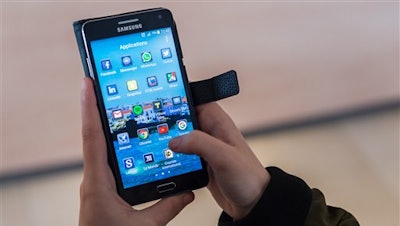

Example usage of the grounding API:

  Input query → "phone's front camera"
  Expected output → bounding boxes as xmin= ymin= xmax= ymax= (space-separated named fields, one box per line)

xmin=158 ymin=15 xmax=163 ymax=19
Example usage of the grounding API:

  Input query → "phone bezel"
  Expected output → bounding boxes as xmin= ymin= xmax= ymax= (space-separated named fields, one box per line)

xmin=81 ymin=8 xmax=208 ymax=205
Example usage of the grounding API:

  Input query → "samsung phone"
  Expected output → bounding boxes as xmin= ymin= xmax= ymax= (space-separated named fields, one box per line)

xmin=77 ymin=8 xmax=208 ymax=205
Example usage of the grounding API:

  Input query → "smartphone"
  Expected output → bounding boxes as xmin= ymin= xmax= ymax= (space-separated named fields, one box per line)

xmin=78 ymin=8 xmax=208 ymax=205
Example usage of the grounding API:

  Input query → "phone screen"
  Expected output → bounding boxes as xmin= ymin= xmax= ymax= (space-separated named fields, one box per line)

xmin=90 ymin=27 xmax=202 ymax=189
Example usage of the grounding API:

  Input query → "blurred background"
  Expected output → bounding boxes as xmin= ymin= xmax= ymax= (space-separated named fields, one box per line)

xmin=1 ymin=1 xmax=399 ymax=226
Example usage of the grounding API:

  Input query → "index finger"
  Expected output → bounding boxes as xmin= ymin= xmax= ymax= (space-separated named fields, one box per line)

xmin=196 ymin=102 xmax=244 ymax=147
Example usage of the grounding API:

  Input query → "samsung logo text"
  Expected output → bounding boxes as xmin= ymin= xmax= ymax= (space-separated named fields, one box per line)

xmin=117 ymin=24 xmax=143 ymax=33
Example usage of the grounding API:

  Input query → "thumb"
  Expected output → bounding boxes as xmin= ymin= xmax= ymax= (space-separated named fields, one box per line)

xmin=141 ymin=192 xmax=194 ymax=225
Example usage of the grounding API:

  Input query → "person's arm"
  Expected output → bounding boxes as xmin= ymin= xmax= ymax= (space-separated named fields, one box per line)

xmin=79 ymin=78 xmax=194 ymax=226
xmin=218 ymin=167 xmax=312 ymax=226
xmin=218 ymin=167 xmax=359 ymax=226
xmin=170 ymin=102 xmax=359 ymax=226
xmin=218 ymin=168 xmax=360 ymax=226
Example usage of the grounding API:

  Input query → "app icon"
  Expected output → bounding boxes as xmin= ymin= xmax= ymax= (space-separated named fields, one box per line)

xmin=121 ymin=56 xmax=132 ymax=66
xmin=106 ymin=84 xmax=118 ymax=95
xmin=153 ymin=101 xmax=163 ymax=112
xmin=141 ymin=51 xmax=152 ymax=63
xmin=126 ymin=80 xmax=138 ymax=91
xmin=133 ymin=105 xmax=143 ymax=115
xmin=161 ymin=48 xmax=172 ymax=59
xmin=166 ymin=72 xmax=177 ymax=83
xmin=176 ymin=119 xmax=188 ymax=131
xmin=163 ymin=149 xmax=174 ymax=159
xmin=123 ymin=157 xmax=135 ymax=169
xmin=157 ymin=123 xmax=169 ymax=134
xmin=101 ymin=59 xmax=112 ymax=70
xmin=112 ymin=109 xmax=123 ymax=119
xmin=137 ymin=128 xmax=149 ymax=140
xmin=117 ymin=132 xmax=130 ymax=145
xmin=172 ymin=96 xmax=182 ymax=105
xmin=147 ymin=76 xmax=158 ymax=87
xmin=144 ymin=153 xmax=155 ymax=163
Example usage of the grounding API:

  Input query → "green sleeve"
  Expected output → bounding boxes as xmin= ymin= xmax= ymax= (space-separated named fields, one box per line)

xmin=304 ymin=189 xmax=360 ymax=226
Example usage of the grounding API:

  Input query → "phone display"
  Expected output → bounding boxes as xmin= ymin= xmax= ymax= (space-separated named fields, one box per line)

xmin=78 ymin=8 xmax=208 ymax=204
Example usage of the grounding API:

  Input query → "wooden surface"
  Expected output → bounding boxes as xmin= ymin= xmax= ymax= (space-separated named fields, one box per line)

xmin=1 ymin=2 xmax=398 ymax=175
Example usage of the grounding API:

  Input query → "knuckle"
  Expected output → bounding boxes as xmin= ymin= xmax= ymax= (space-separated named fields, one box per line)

xmin=186 ymin=130 xmax=202 ymax=143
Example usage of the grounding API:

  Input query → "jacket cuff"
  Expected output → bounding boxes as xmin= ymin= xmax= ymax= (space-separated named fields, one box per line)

xmin=218 ymin=167 xmax=312 ymax=226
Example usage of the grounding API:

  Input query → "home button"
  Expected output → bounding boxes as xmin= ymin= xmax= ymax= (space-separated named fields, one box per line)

xmin=156 ymin=182 xmax=176 ymax=193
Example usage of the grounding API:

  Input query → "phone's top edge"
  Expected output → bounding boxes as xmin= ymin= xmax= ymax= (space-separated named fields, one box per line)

xmin=79 ymin=7 xmax=172 ymax=49
xmin=73 ymin=7 xmax=167 ymax=26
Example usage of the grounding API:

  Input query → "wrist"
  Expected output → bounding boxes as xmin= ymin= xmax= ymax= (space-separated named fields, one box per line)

xmin=219 ymin=167 xmax=312 ymax=226
xmin=232 ymin=169 xmax=271 ymax=220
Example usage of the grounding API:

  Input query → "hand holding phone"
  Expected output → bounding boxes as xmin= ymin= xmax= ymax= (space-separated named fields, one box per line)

xmin=169 ymin=102 xmax=271 ymax=220
xmin=79 ymin=78 xmax=194 ymax=226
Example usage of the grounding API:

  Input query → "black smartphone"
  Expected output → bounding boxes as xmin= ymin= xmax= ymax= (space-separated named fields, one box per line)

xmin=76 ymin=8 xmax=208 ymax=205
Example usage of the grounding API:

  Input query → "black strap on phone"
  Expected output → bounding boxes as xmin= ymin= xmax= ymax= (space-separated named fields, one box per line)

xmin=190 ymin=70 xmax=239 ymax=106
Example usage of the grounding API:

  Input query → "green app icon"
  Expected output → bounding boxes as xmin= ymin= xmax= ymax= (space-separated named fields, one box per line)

xmin=141 ymin=51 xmax=152 ymax=63
xmin=133 ymin=105 xmax=143 ymax=115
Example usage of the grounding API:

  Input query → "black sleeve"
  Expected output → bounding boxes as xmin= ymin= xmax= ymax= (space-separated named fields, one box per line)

xmin=218 ymin=167 xmax=312 ymax=226
xmin=303 ymin=189 xmax=360 ymax=226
